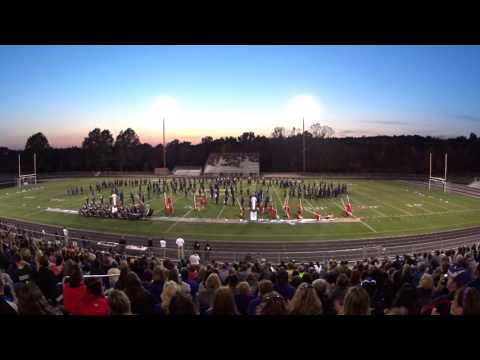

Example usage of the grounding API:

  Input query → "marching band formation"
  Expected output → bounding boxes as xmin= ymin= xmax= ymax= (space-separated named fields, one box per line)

xmin=69 ymin=176 xmax=353 ymax=221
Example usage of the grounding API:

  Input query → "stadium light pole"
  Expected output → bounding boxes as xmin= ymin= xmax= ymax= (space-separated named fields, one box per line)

xmin=163 ymin=117 xmax=166 ymax=169
xmin=302 ymin=118 xmax=306 ymax=173
xmin=34 ymin=152 xmax=37 ymax=184
xmin=428 ymin=152 xmax=432 ymax=191
xmin=444 ymin=153 xmax=448 ymax=193
xmin=18 ymin=153 xmax=21 ymax=188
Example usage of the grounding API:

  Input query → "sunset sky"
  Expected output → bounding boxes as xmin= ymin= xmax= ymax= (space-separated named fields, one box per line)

xmin=1 ymin=45 xmax=480 ymax=149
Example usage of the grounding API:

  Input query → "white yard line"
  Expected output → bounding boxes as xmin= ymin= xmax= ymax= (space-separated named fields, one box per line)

xmin=360 ymin=220 xmax=377 ymax=233
xmin=354 ymin=187 xmax=413 ymax=216
xmin=347 ymin=195 xmax=388 ymax=218
xmin=216 ymin=205 xmax=226 ymax=219
xmin=368 ymin=208 xmax=480 ymax=219
xmin=165 ymin=208 xmax=194 ymax=234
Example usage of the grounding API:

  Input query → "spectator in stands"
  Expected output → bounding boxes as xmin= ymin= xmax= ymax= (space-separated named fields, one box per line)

xmin=343 ymin=286 xmax=370 ymax=315
xmin=9 ymin=252 xmax=33 ymax=284
xmin=313 ymin=278 xmax=335 ymax=315
xmin=167 ymin=268 xmax=191 ymax=298
xmin=160 ymin=281 xmax=178 ymax=315
xmin=289 ymin=282 xmax=323 ymax=315
xmin=246 ymin=272 xmax=258 ymax=296
xmin=332 ymin=287 xmax=348 ymax=315
xmin=225 ymin=273 xmax=239 ymax=295
xmin=235 ymin=281 xmax=254 ymax=315
xmin=387 ymin=283 xmax=418 ymax=315
xmin=416 ymin=273 xmax=434 ymax=313
xmin=429 ymin=264 xmax=472 ymax=316
xmin=0 ymin=273 xmax=17 ymax=314
xmin=147 ymin=266 xmax=166 ymax=303
xmin=180 ymin=268 xmax=198 ymax=300
xmin=450 ymin=286 xmax=480 ymax=315
xmin=189 ymin=253 xmax=200 ymax=267
xmin=63 ymin=262 xmax=86 ymax=315
xmin=105 ymin=267 xmax=121 ymax=295
xmin=114 ymin=261 xmax=130 ymax=291
xmin=169 ymin=292 xmax=197 ymax=315
xmin=76 ymin=277 xmax=109 ymax=316
xmin=247 ymin=279 xmax=274 ymax=315
xmin=33 ymin=254 xmax=58 ymax=304
xmin=468 ymin=264 xmax=480 ymax=292
xmin=176 ymin=238 xmax=185 ymax=260
xmin=256 ymin=291 xmax=289 ymax=315
xmin=198 ymin=273 xmax=221 ymax=315
xmin=0 ymin=245 xmax=9 ymax=272
xmin=49 ymin=255 xmax=64 ymax=280
xmin=274 ymin=269 xmax=295 ymax=301
xmin=14 ymin=281 xmax=61 ymax=315
xmin=108 ymin=290 xmax=132 ymax=315
xmin=124 ymin=272 xmax=155 ymax=315
xmin=208 ymin=287 xmax=237 ymax=315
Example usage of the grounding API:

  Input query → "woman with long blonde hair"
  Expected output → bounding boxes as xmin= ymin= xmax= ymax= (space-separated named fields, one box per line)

xmin=289 ymin=282 xmax=323 ymax=315
xmin=161 ymin=280 xmax=178 ymax=315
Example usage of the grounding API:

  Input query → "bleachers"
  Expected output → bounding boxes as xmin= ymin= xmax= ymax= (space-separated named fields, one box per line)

xmin=154 ymin=168 xmax=170 ymax=176
xmin=172 ymin=166 xmax=202 ymax=177
xmin=203 ymin=153 xmax=260 ymax=175
xmin=469 ymin=180 xmax=480 ymax=189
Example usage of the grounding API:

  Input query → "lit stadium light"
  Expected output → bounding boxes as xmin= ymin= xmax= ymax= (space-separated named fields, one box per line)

xmin=285 ymin=95 xmax=323 ymax=121
xmin=150 ymin=95 xmax=182 ymax=120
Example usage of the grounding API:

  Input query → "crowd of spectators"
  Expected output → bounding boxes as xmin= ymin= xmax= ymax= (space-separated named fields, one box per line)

xmin=2 ymin=222 xmax=480 ymax=316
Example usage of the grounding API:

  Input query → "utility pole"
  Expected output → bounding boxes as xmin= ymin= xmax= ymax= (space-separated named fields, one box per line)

xmin=163 ymin=117 xmax=166 ymax=168
xmin=34 ymin=153 xmax=37 ymax=184
xmin=428 ymin=152 xmax=432 ymax=191
xmin=302 ymin=118 xmax=306 ymax=173
xmin=444 ymin=153 xmax=448 ymax=193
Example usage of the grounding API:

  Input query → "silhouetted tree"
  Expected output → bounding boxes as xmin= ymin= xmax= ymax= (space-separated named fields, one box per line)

xmin=24 ymin=132 xmax=51 ymax=172
xmin=271 ymin=127 xmax=286 ymax=139
xmin=114 ymin=128 xmax=141 ymax=171
xmin=82 ymin=128 xmax=114 ymax=171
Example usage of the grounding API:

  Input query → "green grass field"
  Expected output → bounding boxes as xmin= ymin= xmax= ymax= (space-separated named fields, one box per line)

xmin=1 ymin=177 xmax=480 ymax=241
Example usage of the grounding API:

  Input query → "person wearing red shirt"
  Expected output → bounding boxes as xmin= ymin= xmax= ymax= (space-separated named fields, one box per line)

xmin=76 ymin=277 xmax=110 ymax=316
xmin=63 ymin=262 xmax=87 ymax=315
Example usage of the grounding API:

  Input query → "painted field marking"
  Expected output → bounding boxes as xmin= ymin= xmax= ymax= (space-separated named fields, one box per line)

xmin=348 ymin=195 xmax=388 ymax=218
xmin=360 ymin=220 xmax=377 ymax=233
xmin=380 ymin=182 xmax=462 ymax=214
xmin=216 ymin=205 xmax=226 ymax=219
xmin=368 ymin=207 xmax=480 ymax=219
xmin=355 ymin=186 xmax=413 ymax=216
xmin=165 ymin=208 xmax=194 ymax=234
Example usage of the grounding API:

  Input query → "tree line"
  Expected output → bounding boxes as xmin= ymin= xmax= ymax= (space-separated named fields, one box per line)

xmin=0 ymin=127 xmax=479 ymax=175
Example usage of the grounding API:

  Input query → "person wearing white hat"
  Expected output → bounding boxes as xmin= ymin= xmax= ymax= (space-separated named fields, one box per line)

xmin=160 ymin=239 xmax=167 ymax=259
xmin=176 ymin=237 xmax=185 ymax=259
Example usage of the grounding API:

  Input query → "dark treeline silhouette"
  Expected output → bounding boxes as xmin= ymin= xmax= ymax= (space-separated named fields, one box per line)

xmin=0 ymin=128 xmax=479 ymax=175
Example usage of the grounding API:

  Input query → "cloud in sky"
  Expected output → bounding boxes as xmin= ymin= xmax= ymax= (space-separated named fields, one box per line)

xmin=454 ymin=114 xmax=480 ymax=122
xmin=362 ymin=120 xmax=410 ymax=126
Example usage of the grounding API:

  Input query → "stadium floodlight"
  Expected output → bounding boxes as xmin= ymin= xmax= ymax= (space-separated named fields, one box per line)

xmin=428 ymin=152 xmax=447 ymax=193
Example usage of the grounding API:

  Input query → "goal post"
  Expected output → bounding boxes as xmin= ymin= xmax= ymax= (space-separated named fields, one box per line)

xmin=428 ymin=152 xmax=447 ymax=193
xmin=17 ymin=152 xmax=38 ymax=189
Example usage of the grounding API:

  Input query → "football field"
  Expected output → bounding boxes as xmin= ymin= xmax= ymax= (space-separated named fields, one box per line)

xmin=1 ymin=177 xmax=480 ymax=241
